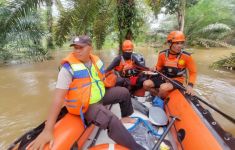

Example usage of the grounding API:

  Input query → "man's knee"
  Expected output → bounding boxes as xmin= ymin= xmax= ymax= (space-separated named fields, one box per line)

xmin=159 ymin=83 xmax=173 ymax=93
xmin=143 ymin=79 xmax=154 ymax=90
xmin=86 ymin=104 xmax=114 ymax=129
xmin=116 ymin=86 xmax=130 ymax=98
xmin=109 ymin=115 xmax=121 ymax=127
xmin=97 ymin=112 xmax=121 ymax=130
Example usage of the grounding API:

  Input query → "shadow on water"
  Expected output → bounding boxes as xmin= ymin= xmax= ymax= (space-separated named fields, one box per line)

xmin=0 ymin=46 xmax=235 ymax=149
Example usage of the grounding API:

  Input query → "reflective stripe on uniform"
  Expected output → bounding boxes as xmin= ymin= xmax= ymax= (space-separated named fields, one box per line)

xmin=65 ymin=99 xmax=77 ymax=102
xmin=96 ymin=59 xmax=105 ymax=74
xmin=96 ymin=59 xmax=103 ymax=69
xmin=71 ymin=64 xmax=87 ymax=70
xmin=66 ymin=105 xmax=77 ymax=108
xmin=73 ymin=69 xmax=90 ymax=78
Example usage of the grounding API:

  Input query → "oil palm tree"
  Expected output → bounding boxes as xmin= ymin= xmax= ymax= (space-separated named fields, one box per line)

xmin=0 ymin=1 xmax=45 ymax=61
xmin=54 ymin=0 xmax=142 ymax=51
xmin=0 ymin=0 xmax=64 ymax=62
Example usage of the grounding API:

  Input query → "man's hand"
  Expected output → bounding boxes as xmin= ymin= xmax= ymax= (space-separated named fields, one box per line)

xmin=26 ymin=129 xmax=54 ymax=150
xmin=185 ymin=85 xmax=194 ymax=96
xmin=149 ymin=67 xmax=156 ymax=72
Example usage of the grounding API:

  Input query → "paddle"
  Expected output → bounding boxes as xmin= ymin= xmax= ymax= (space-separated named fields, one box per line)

xmin=150 ymin=70 xmax=235 ymax=124
xmin=152 ymin=116 xmax=179 ymax=150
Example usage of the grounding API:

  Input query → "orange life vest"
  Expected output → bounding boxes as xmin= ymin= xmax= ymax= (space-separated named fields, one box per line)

xmin=115 ymin=56 xmax=135 ymax=77
xmin=156 ymin=49 xmax=197 ymax=85
xmin=162 ymin=50 xmax=186 ymax=78
xmin=61 ymin=53 xmax=106 ymax=115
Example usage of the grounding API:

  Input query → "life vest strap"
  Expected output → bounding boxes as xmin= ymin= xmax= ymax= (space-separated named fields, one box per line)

xmin=80 ymin=105 xmax=87 ymax=128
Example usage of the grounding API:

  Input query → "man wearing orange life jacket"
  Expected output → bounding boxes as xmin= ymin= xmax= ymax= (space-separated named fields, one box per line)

xmin=28 ymin=36 xmax=145 ymax=150
xmin=143 ymin=31 xmax=197 ymax=98
xmin=106 ymin=40 xmax=148 ymax=89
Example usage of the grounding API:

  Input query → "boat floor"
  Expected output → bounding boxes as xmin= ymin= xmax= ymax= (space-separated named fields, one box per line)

xmin=83 ymin=96 xmax=178 ymax=150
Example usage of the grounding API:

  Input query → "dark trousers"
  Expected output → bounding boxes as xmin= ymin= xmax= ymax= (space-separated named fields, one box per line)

xmin=84 ymin=87 xmax=145 ymax=150
xmin=116 ymin=76 xmax=146 ymax=95
xmin=116 ymin=77 xmax=130 ymax=89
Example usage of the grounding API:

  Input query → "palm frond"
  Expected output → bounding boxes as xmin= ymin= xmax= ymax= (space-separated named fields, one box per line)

xmin=54 ymin=9 xmax=76 ymax=46
xmin=6 ymin=11 xmax=45 ymax=44
xmin=197 ymin=23 xmax=231 ymax=40
xmin=93 ymin=0 xmax=114 ymax=49
xmin=145 ymin=0 xmax=162 ymax=17
xmin=72 ymin=0 xmax=100 ymax=34
xmin=54 ymin=0 xmax=101 ymax=46
xmin=185 ymin=0 xmax=234 ymax=47
xmin=201 ymin=23 xmax=231 ymax=33
xmin=4 ymin=0 xmax=43 ymax=27
xmin=196 ymin=38 xmax=232 ymax=48
xmin=0 ymin=1 xmax=48 ymax=62
xmin=54 ymin=0 xmax=64 ymax=12
xmin=0 ymin=0 xmax=44 ymax=45
xmin=210 ymin=53 xmax=235 ymax=69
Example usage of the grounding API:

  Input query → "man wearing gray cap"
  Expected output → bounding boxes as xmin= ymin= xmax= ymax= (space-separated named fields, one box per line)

xmin=27 ymin=35 xmax=145 ymax=150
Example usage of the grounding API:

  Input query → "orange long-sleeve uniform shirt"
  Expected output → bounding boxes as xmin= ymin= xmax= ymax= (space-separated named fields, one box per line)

xmin=155 ymin=49 xmax=197 ymax=86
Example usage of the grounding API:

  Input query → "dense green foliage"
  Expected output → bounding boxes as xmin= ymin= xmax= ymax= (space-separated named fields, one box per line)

xmin=184 ymin=0 xmax=235 ymax=48
xmin=54 ymin=0 xmax=143 ymax=51
xmin=116 ymin=0 xmax=144 ymax=51
xmin=145 ymin=0 xmax=161 ymax=16
xmin=54 ymin=0 xmax=115 ymax=50
xmin=145 ymin=0 xmax=199 ymax=31
xmin=161 ymin=0 xmax=198 ymax=14
xmin=0 ymin=1 xmax=46 ymax=62
xmin=147 ymin=0 xmax=235 ymax=48
xmin=0 ymin=0 xmax=235 ymax=65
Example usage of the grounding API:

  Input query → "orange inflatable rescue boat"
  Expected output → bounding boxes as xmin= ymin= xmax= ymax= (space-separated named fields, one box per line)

xmin=8 ymin=89 xmax=235 ymax=150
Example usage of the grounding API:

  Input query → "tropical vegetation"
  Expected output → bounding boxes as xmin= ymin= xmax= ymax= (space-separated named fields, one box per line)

xmin=211 ymin=53 xmax=235 ymax=70
xmin=0 ymin=0 xmax=234 ymax=67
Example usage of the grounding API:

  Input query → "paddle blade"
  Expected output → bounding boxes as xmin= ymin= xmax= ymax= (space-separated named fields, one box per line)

xmin=149 ymin=107 xmax=168 ymax=126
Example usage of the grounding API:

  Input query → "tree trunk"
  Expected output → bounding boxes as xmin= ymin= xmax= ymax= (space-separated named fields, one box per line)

xmin=125 ymin=30 xmax=133 ymax=40
xmin=116 ymin=0 xmax=135 ymax=54
xmin=46 ymin=0 xmax=54 ymax=49
xmin=178 ymin=0 xmax=186 ymax=32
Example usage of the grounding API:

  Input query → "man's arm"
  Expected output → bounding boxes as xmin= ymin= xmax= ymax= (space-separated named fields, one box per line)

xmin=27 ymin=89 xmax=67 ymax=150
xmin=132 ymin=55 xmax=149 ymax=70
xmin=27 ymin=67 xmax=71 ymax=149
xmin=186 ymin=56 xmax=197 ymax=87
xmin=185 ymin=55 xmax=197 ymax=95
xmin=155 ymin=53 xmax=164 ymax=71
xmin=105 ymin=56 xmax=121 ymax=72
xmin=45 ymin=89 xmax=68 ymax=131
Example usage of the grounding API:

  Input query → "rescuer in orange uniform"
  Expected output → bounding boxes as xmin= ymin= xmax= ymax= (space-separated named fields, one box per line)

xmin=143 ymin=31 xmax=197 ymax=98
xmin=106 ymin=40 xmax=148 ymax=90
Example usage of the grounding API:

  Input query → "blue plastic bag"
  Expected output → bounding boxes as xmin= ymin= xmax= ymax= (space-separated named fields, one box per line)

xmin=152 ymin=97 xmax=164 ymax=108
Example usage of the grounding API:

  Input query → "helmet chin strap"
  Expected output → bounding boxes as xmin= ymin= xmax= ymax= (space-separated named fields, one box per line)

xmin=169 ymin=42 xmax=173 ymax=51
